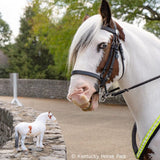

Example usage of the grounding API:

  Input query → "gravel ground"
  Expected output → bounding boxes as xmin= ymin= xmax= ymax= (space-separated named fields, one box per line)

xmin=0 ymin=96 xmax=136 ymax=160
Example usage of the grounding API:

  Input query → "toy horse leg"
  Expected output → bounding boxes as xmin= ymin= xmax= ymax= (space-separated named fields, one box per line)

xmin=21 ymin=135 xmax=27 ymax=151
xmin=36 ymin=135 xmax=40 ymax=147
xmin=15 ymin=127 xmax=19 ymax=151
xmin=39 ymin=132 xmax=44 ymax=148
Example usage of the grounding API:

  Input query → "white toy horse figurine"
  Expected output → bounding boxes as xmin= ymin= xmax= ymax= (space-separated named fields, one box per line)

xmin=15 ymin=112 xmax=56 ymax=151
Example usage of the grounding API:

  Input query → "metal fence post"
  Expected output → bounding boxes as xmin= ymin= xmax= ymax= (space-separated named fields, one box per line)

xmin=11 ymin=73 xmax=22 ymax=106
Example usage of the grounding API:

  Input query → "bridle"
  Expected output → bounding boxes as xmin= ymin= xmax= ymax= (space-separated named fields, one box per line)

xmin=71 ymin=21 xmax=160 ymax=99
xmin=71 ymin=22 xmax=125 ymax=98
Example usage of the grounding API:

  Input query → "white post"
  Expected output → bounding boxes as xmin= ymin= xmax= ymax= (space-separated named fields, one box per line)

xmin=11 ymin=73 xmax=22 ymax=106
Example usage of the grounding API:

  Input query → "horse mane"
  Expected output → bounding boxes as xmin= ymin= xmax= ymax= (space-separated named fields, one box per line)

xmin=68 ymin=15 xmax=102 ymax=69
xmin=36 ymin=112 xmax=48 ymax=121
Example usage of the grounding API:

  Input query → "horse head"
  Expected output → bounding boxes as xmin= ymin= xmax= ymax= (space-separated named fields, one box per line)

xmin=67 ymin=0 xmax=125 ymax=111
xmin=48 ymin=111 xmax=56 ymax=121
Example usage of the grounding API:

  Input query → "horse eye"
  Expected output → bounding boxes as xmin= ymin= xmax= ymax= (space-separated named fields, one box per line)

xmin=97 ymin=42 xmax=107 ymax=52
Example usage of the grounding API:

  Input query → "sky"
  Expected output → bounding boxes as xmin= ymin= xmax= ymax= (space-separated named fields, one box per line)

xmin=0 ymin=0 xmax=65 ymax=41
xmin=0 ymin=0 xmax=30 ymax=40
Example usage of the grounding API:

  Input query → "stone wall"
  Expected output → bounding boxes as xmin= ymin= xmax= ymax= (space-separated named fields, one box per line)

xmin=0 ymin=102 xmax=67 ymax=160
xmin=0 ymin=79 xmax=11 ymax=96
xmin=0 ymin=78 xmax=126 ymax=105
xmin=102 ymin=95 xmax=126 ymax=106
xmin=0 ymin=79 xmax=69 ymax=99
xmin=18 ymin=79 xmax=69 ymax=99
xmin=0 ymin=105 xmax=13 ymax=147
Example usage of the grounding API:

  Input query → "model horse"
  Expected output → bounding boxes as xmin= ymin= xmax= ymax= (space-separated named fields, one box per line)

xmin=67 ymin=0 xmax=160 ymax=159
xmin=15 ymin=112 xmax=56 ymax=151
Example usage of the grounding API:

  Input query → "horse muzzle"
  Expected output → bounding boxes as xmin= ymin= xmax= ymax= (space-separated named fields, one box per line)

xmin=67 ymin=90 xmax=99 ymax=111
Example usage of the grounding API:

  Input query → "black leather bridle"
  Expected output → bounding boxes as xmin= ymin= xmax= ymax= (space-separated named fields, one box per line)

xmin=71 ymin=22 xmax=125 ymax=96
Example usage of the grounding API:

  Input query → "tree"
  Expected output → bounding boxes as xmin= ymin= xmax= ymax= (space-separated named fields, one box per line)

xmin=0 ymin=13 xmax=12 ymax=77
xmin=7 ymin=4 xmax=55 ymax=79
xmin=31 ymin=0 xmax=101 ymax=79
xmin=54 ymin=0 xmax=160 ymax=38
xmin=108 ymin=0 xmax=160 ymax=37
xmin=0 ymin=13 xmax=12 ymax=47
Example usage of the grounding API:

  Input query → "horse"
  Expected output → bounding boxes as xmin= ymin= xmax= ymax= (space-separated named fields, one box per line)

xmin=67 ymin=0 xmax=160 ymax=159
xmin=15 ymin=112 xmax=56 ymax=151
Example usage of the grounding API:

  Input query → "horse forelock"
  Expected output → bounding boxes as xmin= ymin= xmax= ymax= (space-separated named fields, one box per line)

xmin=68 ymin=14 xmax=102 ymax=69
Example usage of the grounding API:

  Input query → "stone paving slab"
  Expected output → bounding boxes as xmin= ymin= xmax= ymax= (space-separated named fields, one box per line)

xmin=0 ymin=101 xmax=67 ymax=160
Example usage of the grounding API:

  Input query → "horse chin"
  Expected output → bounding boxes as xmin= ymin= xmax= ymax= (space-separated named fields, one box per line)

xmin=81 ymin=93 xmax=99 ymax=111
xmin=71 ymin=92 xmax=99 ymax=111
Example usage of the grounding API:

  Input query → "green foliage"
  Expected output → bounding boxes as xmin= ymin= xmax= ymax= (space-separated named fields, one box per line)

xmin=7 ymin=5 xmax=55 ymax=79
xmin=108 ymin=0 xmax=160 ymax=37
xmin=3 ymin=0 xmax=160 ymax=79
xmin=30 ymin=0 xmax=160 ymax=80
xmin=0 ymin=14 xmax=12 ymax=77
xmin=30 ymin=0 xmax=101 ymax=79
xmin=0 ymin=14 xmax=12 ymax=47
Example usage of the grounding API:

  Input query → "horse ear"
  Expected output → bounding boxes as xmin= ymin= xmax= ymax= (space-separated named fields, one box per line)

xmin=100 ymin=0 xmax=112 ymax=26
xmin=83 ymin=14 xmax=90 ymax=22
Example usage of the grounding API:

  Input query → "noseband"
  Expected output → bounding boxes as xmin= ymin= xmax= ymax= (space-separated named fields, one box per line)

xmin=71 ymin=23 xmax=125 ymax=97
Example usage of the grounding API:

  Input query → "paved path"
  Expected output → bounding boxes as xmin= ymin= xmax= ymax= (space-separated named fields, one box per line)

xmin=1 ymin=97 xmax=136 ymax=160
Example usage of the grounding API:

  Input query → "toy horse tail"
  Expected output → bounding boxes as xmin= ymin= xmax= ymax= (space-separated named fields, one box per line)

xmin=15 ymin=126 xmax=19 ymax=149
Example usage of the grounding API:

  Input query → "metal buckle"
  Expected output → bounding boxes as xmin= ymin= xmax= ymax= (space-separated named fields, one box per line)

xmin=99 ymin=87 xmax=107 ymax=102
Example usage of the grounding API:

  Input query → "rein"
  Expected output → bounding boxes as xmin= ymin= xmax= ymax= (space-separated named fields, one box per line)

xmin=102 ymin=74 xmax=160 ymax=98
